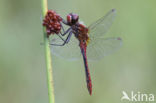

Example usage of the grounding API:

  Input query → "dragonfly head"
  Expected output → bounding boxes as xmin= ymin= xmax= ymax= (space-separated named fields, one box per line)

xmin=67 ymin=13 xmax=79 ymax=25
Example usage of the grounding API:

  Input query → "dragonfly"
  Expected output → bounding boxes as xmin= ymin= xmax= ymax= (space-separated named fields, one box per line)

xmin=50 ymin=9 xmax=122 ymax=95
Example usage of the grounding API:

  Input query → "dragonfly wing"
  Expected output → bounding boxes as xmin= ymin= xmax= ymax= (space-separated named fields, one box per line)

xmin=50 ymin=34 xmax=81 ymax=60
xmin=88 ymin=9 xmax=116 ymax=38
xmin=87 ymin=37 xmax=122 ymax=61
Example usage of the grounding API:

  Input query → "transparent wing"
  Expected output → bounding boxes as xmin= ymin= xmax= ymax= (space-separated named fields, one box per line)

xmin=87 ymin=37 xmax=122 ymax=61
xmin=88 ymin=9 xmax=116 ymax=38
xmin=50 ymin=34 xmax=81 ymax=60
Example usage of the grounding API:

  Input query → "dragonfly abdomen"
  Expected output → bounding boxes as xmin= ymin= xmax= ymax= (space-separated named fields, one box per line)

xmin=80 ymin=42 xmax=92 ymax=95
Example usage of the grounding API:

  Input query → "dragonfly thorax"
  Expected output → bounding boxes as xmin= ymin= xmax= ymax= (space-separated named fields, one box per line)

xmin=72 ymin=23 xmax=90 ymax=44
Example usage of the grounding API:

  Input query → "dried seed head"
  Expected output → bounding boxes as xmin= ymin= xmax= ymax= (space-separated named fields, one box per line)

xmin=43 ymin=10 xmax=62 ymax=36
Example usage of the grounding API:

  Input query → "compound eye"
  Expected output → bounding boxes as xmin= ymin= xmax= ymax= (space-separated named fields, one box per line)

xmin=72 ymin=14 xmax=79 ymax=21
xmin=67 ymin=15 xmax=72 ymax=24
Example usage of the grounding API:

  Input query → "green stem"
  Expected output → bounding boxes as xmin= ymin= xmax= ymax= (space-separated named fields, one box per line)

xmin=41 ymin=0 xmax=55 ymax=103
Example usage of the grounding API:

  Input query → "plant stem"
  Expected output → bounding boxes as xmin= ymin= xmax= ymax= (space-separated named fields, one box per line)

xmin=41 ymin=0 xmax=55 ymax=103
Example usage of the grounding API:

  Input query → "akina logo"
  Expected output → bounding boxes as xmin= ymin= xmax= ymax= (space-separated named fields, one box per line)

xmin=121 ymin=91 xmax=154 ymax=102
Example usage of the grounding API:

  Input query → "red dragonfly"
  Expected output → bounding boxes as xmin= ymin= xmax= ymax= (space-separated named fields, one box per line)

xmin=50 ymin=9 xmax=122 ymax=95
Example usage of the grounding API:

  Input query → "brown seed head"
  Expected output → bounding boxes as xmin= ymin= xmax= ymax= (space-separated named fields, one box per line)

xmin=43 ymin=10 xmax=62 ymax=36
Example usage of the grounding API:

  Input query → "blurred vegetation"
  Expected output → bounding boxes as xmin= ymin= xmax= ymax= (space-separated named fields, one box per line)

xmin=0 ymin=0 xmax=156 ymax=103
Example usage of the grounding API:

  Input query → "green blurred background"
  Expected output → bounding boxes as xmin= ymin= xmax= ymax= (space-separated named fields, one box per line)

xmin=0 ymin=0 xmax=156 ymax=103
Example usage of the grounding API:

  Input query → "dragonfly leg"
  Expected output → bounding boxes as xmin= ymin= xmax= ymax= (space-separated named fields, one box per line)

xmin=51 ymin=26 xmax=72 ymax=45
xmin=57 ymin=34 xmax=65 ymax=42
xmin=50 ymin=31 xmax=73 ymax=46
xmin=59 ymin=18 xmax=70 ymax=36
xmin=61 ymin=18 xmax=68 ymax=25
xmin=60 ymin=27 xmax=72 ymax=36
xmin=60 ymin=23 xmax=65 ymax=33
